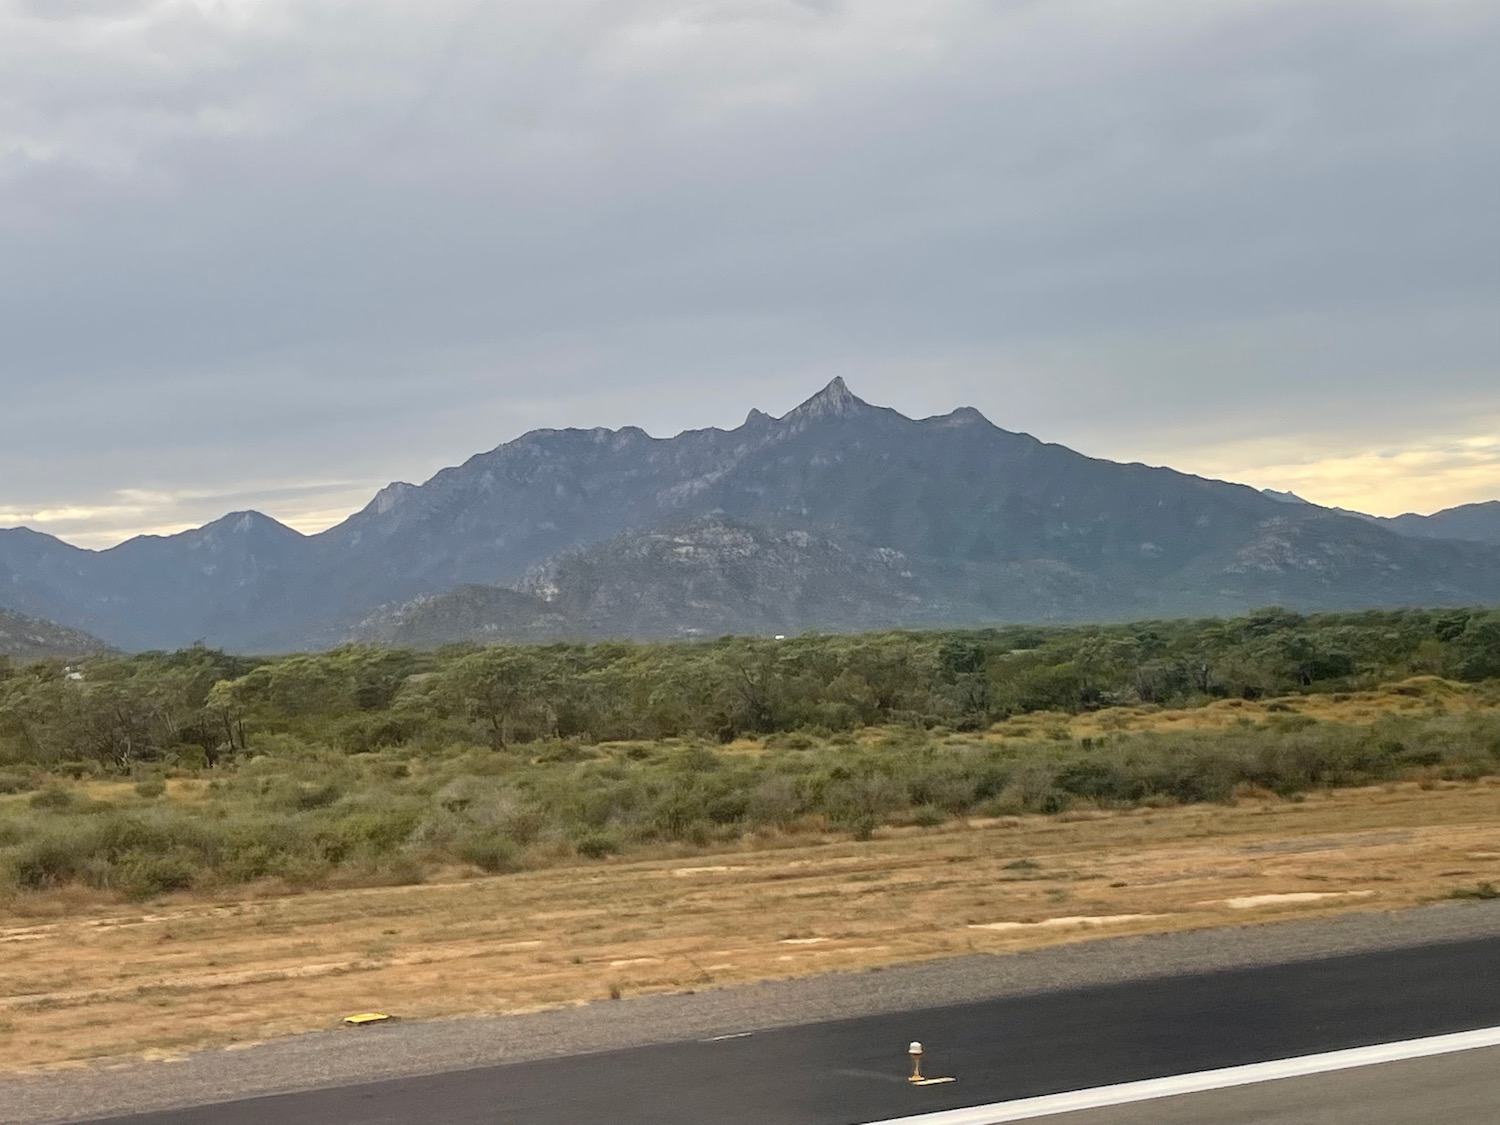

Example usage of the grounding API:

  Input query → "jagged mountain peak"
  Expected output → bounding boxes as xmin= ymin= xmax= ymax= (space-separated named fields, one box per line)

xmin=780 ymin=376 xmax=874 ymax=422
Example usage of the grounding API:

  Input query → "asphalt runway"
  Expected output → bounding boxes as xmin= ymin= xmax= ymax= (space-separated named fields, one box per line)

xmin=74 ymin=933 xmax=1500 ymax=1125
xmin=953 ymin=1043 xmax=1500 ymax=1125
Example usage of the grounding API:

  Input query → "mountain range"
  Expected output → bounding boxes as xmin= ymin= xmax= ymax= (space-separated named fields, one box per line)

xmin=1262 ymin=490 xmax=1500 ymax=546
xmin=4 ymin=379 xmax=1500 ymax=654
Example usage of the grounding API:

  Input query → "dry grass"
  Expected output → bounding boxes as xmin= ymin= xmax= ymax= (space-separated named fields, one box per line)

xmin=988 ymin=676 xmax=1494 ymax=742
xmin=4 ymin=778 xmax=1499 ymax=1072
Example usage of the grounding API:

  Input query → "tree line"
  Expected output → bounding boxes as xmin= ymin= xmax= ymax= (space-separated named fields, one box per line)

xmin=2 ymin=606 xmax=1498 ymax=773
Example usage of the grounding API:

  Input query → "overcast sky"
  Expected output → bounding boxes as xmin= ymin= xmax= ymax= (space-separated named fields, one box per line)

xmin=2 ymin=0 xmax=1497 ymax=548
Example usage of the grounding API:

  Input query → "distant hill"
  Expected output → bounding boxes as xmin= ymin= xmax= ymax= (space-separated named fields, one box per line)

xmin=353 ymin=518 xmax=985 ymax=643
xmin=1263 ymin=490 xmax=1500 ymax=546
xmin=4 ymin=380 xmax=1500 ymax=651
xmin=0 ymin=608 xmax=114 ymax=660
xmin=1375 ymin=501 xmax=1500 ymax=546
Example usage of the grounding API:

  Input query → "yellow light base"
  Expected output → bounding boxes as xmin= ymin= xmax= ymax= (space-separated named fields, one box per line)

xmin=343 ymin=1012 xmax=393 ymax=1026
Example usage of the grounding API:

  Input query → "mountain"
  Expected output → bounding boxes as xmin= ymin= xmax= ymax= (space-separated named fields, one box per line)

xmin=1373 ymin=502 xmax=1500 ymax=546
xmin=1261 ymin=489 xmax=1500 ymax=546
xmin=350 ymin=514 xmax=1145 ymax=645
xmin=0 ymin=512 xmax=306 ymax=651
xmin=354 ymin=518 xmax=965 ymax=644
xmin=0 ymin=608 xmax=114 ymax=660
xmin=4 ymin=379 xmax=1500 ymax=651
xmin=1261 ymin=493 xmax=1500 ymax=546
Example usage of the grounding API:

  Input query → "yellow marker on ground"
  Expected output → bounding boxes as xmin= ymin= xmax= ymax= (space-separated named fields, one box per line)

xmin=343 ymin=1012 xmax=393 ymax=1026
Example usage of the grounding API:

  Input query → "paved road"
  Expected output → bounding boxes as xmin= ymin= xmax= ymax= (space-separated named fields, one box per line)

xmin=75 ymin=933 xmax=1500 ymax=1125
xmin=999 ymin=1044 xmax=1500 ymax=1125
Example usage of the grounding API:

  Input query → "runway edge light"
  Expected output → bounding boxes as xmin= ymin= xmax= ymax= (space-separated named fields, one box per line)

xmin=908 ymin=1041 xmax=924 ymax=1083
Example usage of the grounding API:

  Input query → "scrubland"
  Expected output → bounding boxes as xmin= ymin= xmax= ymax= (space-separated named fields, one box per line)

xmin=3 ymin=608 xmax=1499 ymax=1067
xmin=1 ymin=676 xmax=1497 ymax=902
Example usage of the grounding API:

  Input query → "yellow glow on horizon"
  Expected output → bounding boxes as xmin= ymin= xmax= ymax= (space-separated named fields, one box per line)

xmin=7 ymin=425 xmax=1499 ymax=550
xmin=1151 ymin=426 xmax=1500 ymax=517
xmin=1 ymin=483 xmax=380 ymax=550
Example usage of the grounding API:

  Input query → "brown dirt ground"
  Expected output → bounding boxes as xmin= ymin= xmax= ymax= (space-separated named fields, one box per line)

xmin=3 ymin=778 xmax=1498 ymax=1072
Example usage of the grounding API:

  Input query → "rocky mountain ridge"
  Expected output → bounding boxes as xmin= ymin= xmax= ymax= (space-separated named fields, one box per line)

xmin=4 ymin=379 xmax=1500 ymax=651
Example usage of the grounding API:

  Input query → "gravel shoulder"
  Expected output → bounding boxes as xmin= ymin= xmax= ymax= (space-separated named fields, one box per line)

xmin=4 ymin=899 xmax=1499 ymax=1125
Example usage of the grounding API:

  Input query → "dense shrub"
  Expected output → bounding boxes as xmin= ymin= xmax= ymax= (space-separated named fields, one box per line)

xmin=0 ymin=771 xmax=37 ymax=794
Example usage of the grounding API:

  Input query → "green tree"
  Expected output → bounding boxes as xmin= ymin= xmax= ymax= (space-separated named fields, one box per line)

xmin=438 ymin=648 xmax=553 ymax=749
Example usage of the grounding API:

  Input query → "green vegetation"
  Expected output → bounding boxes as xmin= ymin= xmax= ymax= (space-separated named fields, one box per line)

xmin=1449 ymin=882 xmax=1500 ymax=901
xmin=2 ymin=606 xmax=1498 ymax=900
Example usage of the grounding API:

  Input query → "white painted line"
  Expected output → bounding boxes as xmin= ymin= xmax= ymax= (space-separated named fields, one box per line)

xmin=705 ymin=1031 xmax=754 ymax=1042
xmin=857 ymin=1024 xmax=1500 ymax=1125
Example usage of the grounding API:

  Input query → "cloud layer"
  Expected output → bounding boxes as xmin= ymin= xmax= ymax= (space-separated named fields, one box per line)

xmin=3 ymin=0 xmax=1497 ymax=545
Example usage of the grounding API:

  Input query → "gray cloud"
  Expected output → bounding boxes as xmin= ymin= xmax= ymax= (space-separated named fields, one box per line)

xmin=2 ymin=0 xmax=1497 ymax=543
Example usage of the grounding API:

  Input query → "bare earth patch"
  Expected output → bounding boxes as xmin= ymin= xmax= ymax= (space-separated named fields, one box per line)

xmin=1222 ymin=891 xmax=1376 ymax=909
xmin=2 ymin=779 xmax=1498 ymax=1071
xmin=968 ymin=914 xmax=1166 ymax=931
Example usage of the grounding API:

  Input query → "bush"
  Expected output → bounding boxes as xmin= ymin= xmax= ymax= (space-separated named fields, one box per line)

xmin=746 ymin=776 xmax=802 ymax=827
xmin=29 ymin=785 xmax=76 ymax=811
xmin=0 ymin=771 xmax=37 ymax=795
xmin=455 ymin=833 xmax=520 ymax=873
xmin=118 ymin=854 xmax=196 ymax=900
xmin=135 ymin=777 xmax=168 ymax=799
xmin=908 ymin=804 xmax=948 ymax=828
xmin=576 ymin=833 xmax=620 ymax=859
xmin=8 ymin=834 xmax=87 ymax=890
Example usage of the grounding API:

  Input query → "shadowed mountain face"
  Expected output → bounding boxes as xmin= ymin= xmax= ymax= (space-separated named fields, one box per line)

xmin=4 ymin=380 xmax=1500 ymax=651
xmin=0 ymin=512 xmax=308 ymax=651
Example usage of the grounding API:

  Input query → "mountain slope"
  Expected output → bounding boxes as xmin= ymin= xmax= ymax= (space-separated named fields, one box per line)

xmin=4 ymin=380 xmax=1500 ymax=650
xmin=352 ymin=518 xmax=974 ymax=644
xmin=1378 ymin=501 xmax=1500 ymax=546
xmin=1263 ymin=491 xmax=1500 ymax=547
xmin=0 ymin=608 xmax=114 ymax=660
